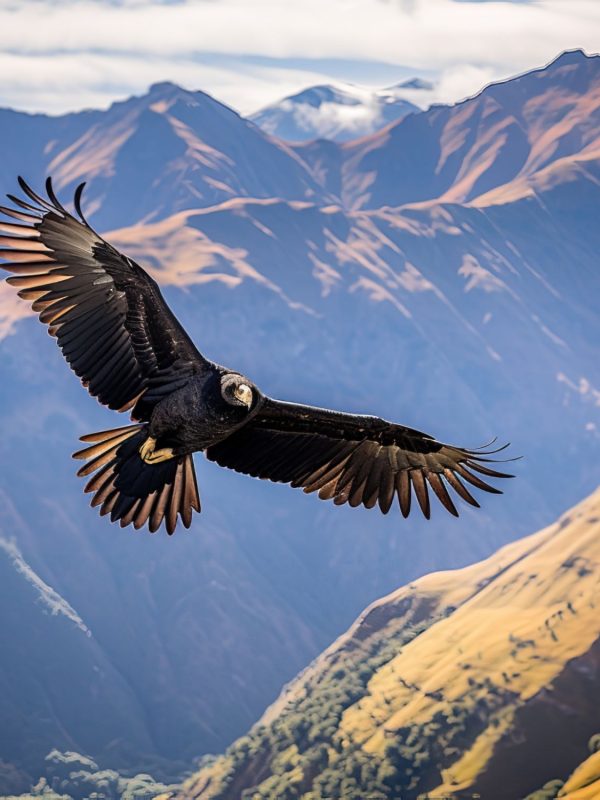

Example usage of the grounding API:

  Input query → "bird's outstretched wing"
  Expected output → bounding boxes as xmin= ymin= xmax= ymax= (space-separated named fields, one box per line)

xmin=206 ymin=398 xmax=514 ymax=517
xmin=0 ymin=177 xmax=208 ymax=421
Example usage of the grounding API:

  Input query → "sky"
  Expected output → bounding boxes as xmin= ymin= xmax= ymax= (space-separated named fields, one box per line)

xmin=0 ymin=0 xmax=599 ymax=116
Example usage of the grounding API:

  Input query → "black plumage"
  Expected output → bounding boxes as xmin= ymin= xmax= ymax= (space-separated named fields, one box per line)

xmin=0 ymin=178 xmax=515 ymax=534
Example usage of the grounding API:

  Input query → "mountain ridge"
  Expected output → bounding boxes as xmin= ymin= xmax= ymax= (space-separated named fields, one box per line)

xmin=177 ymin=487 xmax=600 ymax=800
xmin=339 ymin=48 xmax=600 ymax=210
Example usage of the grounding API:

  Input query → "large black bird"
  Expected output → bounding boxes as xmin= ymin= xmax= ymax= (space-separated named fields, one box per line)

xmin=0 ymin=178 xmax=513 ymax=534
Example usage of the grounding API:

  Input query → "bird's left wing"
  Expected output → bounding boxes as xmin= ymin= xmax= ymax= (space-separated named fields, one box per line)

xmin=0 ymin=178 xmax=209 ymax=420
xmin=206 ymin=398 xmax=513 ymax=518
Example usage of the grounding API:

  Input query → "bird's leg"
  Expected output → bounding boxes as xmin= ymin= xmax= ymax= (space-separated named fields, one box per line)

xmin=145 ymin=448 xmax=175 ymax=464
xmin=139 ymin=435 xmax=175 ymax=465
xmin=139 ymin=436 xmax=156 ymax=461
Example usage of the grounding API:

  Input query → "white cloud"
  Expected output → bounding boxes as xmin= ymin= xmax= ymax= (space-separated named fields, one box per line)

xmin=0 ymin=0 xmax=597 ymax=65
xmin=287 ymin=98 xmax=384 ymax=138
xmin=0 ymin=0 xmax=598 ymax=114
xmin=0 ymin=50 xmax=334 ymax=115
xmin=0 ymin=282 xmax=32 ymax=339
xmin=434 ymin=64 xmax=499 ymax=106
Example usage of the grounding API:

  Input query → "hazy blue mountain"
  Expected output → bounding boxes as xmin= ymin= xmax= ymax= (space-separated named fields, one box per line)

xmin=0 ymin=49 xmax=599 ymax=794
xmin=0 ymin=82 xmax=328 ymax=231
xmin=249 ymin=83 xmax=419 ymax=142
xmin=391 ymin=77 xmax=434 ymax=91
xmin=0 ymin=538 xmax=163 ymax=794
xmin=341 ymin=49 xmax=600 ymax=208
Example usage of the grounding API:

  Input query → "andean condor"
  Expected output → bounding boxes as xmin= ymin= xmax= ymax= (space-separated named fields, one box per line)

xmin=0 ymin=178 xmax=514 ymax=534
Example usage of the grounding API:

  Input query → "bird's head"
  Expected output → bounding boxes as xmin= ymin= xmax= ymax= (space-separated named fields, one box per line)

xmin=220 ymin=373 xmax=256 ymax=411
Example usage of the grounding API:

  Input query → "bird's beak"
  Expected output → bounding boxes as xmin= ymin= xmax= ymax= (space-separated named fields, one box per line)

xmin=235 ymin=383 xmax=253 ymax=408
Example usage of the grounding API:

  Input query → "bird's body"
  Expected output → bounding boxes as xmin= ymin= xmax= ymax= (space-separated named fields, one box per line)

xmin=0 ymin=178 xmax=514 ymax=534
xmin=147 ymin=369 xmax=258 ymax=454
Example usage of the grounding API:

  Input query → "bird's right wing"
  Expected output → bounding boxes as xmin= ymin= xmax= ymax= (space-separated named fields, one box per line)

xmin=0 ymin=177 xmax=209 ymax=421
xmin=206 ymin=398 xmax=514 ymax=518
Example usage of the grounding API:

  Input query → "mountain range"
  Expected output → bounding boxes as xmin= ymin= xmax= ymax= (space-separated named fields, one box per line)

xmin=0 ymin=48 xmax=599 ymax=794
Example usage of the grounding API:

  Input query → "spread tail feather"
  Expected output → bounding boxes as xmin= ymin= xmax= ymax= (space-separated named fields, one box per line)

xmin=73 ymin=424 xmax=200 ymax=534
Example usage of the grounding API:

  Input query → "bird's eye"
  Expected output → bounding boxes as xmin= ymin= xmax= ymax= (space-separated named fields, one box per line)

xmin=234 ymin=383 xmax=253 ymax=407
xmin=220 ymin=375 xmax=253 ymax=408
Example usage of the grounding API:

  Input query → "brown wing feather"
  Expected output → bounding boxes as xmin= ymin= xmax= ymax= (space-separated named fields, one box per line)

xmin=0 ymin=177 xmax=207 ymax=420
xmin=206 ymin=398 xmax=514 ymax=519
xmin=73 ymin=425 xmax=199 ymax=535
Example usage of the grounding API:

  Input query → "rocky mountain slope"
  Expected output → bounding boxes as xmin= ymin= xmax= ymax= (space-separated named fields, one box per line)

xmin=177 ymin=487 xmax=600 ymax=800
xmin=0 ymin=82 xmax=326 ymax=231
xmin=339 ymin=49 xmax=600 ymax=209
xmin=0 ymin=49 xmax=599 ymax=794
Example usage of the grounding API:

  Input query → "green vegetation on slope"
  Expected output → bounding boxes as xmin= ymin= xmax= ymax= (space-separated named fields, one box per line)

xmin=2 ymin=750 xmax=175 ymax=800
xmin=176 ymin=489 xmax=600 ymax=800
xmin=180 ymin=613 xmax=451 ymax=800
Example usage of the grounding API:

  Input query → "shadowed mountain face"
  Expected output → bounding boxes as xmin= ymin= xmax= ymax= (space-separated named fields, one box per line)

xmin=0 ymin=82 xmax=326 ymax=231
xmin=0 ymin=539 xmax=164 ymax=794
xmin=340 ymin=49 xmax=600 ymax=209
xmin=0 ymin=49 xmax=599 ymax=794
xmin=177 ymin=488 xmax=600 ymax=800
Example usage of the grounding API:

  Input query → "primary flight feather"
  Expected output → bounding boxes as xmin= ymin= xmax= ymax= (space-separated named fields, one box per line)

xmin=0 ymin=178 xmax=514 ymax=534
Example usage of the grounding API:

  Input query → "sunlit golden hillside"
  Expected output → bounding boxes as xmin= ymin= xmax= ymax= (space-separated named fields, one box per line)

xmin=176 ymin=488 xmax=600 ymax=800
